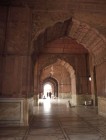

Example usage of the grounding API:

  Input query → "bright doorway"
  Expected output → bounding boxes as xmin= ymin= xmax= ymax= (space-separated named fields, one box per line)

xmin=43 ymin=83 xmax=53 ymax=98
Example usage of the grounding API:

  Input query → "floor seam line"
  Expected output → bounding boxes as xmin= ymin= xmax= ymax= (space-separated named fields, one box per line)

xmin=58 ymin=120 xmax=70 ymax=140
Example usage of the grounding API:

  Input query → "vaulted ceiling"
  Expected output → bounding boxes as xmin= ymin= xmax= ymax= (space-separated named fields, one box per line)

xmin=0 ymin=0 xmax=106 ymax=65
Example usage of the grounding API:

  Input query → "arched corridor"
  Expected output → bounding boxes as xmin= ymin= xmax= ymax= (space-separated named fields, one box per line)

xmin=0 ymin=1 xmax=106 ymax=138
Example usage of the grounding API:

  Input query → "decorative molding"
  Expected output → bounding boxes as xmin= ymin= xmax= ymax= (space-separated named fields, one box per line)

xmin=0 ymin=98 xmax=28 ymax=126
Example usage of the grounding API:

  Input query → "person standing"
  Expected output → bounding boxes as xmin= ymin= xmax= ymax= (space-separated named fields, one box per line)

xmin=47 ymin=92 xmax=49 ymax=97
xmin=49 ymin=92 xmax=52 ymax=98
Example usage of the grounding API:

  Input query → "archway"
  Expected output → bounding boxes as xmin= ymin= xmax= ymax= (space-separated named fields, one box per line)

xmin=33 ymin=18 xmax=106 ymax=107
xmin=37 ymin=58 xmax=78 ymax=105
xmin=43 ymin=83 xmax=52 ymax=98
xmin=32 ymin=18 xmax=105 ymax=63
xmin=41 ymin=77 xmax=58 ymax=99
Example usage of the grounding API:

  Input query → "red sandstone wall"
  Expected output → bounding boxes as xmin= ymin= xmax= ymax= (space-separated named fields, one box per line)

xmin=2 ymin=56 xmax=26 ymax=97
xmin=0 ymin=6 xmax=7 ymax=53
xmin=0 ymin=7 xmax=7 ymax=95
xmin=0 ymin=7 xmax=33 ymax=97
xmin=1 ymin=56 xmax=34 ymax=97
xmin=0 ymin=56 xmax=3 ymax=95
xmin=96 ymin=62 xmax=106 ymax=97
xmin=6 ymin=7 xmax=30 ymax=54
xmin=75 ymin=54 xmax=90 ymax=94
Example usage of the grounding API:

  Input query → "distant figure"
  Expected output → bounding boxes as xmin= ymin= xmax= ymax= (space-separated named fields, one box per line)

xmin=49 ymin=92 xmax=52 ymax=98
xmin=47 ymin=92 xmax=49 ymax=97
xmin=68 ymin=100 xmax=71 ymax=107
xmin=43 ymin=95 xmax=46 ymax=99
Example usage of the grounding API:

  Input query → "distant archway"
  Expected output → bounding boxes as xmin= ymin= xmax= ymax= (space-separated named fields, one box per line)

xmin=41 ymin=77 xmax=58 ymax=98
xmin=33 ymin=18 xmax=106 ymax=105
xmin=39 ymin=59 xmax=77 ymax=104
xmin=44 ymin=83 xmax=52 ymax=94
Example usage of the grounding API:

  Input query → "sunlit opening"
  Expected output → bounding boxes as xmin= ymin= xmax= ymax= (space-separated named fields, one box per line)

xmin=42 ymin=83 xmax=52 ymax=112
xmin=43 ymin=83 xmax=52 ymax=98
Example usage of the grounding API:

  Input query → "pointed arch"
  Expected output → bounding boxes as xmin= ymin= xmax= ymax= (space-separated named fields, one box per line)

xmin=41 ymin=77 xmax=58 ymax=98
xmin=57 ymin=59 xmax=77 ymax=105
xmin=32 ymin=18 xmax=106 ymax=65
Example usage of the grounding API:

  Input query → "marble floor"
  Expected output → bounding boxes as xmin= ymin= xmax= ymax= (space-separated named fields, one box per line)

xmin=0 ymin=98 xmax=106 ymax=140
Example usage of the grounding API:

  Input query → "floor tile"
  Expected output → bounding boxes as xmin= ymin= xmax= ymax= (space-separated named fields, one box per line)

xmin=68 ymin=134 xmax=106 ymax=140
xmin=1 ymin=99 xmax=106 ymax=140
xmin=29 ymin=128 xmax=62 ymax=135
xmin=64 ymin=127 xmax=98 ymax=134
xmin=26 ymin=135 xmax=65 ymax=140
xmin=0 ymin=136 xmax=23 ymax=140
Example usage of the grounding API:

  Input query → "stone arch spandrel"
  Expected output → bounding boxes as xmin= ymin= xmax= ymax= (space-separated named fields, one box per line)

xmin=32 ymin=18 xmax=106 ymax=65
xmin=68 ymin=18 xmax=106 ymax=65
